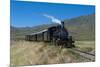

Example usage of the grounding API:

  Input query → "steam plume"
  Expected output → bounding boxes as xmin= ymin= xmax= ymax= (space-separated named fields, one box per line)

xmin=43 ymin=14 xmax=61 ymax=24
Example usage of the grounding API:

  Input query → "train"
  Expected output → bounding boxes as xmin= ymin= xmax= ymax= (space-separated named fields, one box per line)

xmin=25 ymin=21 xmax=75 ymax=48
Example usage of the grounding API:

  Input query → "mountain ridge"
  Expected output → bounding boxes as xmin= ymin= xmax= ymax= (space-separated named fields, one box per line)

xmin=11 ymin=14 xmax=95 ymax=41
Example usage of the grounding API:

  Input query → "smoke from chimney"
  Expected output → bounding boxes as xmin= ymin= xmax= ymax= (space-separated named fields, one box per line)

xmin=43 ymin=14 xmax=61 ymax=24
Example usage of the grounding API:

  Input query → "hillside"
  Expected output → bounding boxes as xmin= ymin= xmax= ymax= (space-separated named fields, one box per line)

xmin=64 ymin=14 xmax=95 ymax=40
xmin=10 ymin=14 xmax=95 ymax=41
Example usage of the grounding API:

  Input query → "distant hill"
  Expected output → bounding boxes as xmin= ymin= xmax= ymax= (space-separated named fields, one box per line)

xmin=11 ymin=14 xmax=95 ymax=41
xmin=64 ymin=14 xmax=95 ymax=41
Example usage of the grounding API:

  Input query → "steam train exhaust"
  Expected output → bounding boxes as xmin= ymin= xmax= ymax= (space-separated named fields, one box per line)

xmin=43 ymin=14 xmax=61 ymax=24
xmin=43 ymin=14 xmax=65 ymax=29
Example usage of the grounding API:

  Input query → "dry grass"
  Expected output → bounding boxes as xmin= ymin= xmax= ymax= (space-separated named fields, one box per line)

xmin=75 ymin=41 xmax=95 ymax=52
xmin=10 ymin=40 xmax=94 ymax=66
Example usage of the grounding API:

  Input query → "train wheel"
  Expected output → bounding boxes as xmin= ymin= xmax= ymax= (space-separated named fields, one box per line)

xmin=65 ymin=41 xmax=71 ymax=48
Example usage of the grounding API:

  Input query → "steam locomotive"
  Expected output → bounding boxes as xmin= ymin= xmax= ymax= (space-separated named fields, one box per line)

xmin=25 ymin=21 xmax=75 ymax=48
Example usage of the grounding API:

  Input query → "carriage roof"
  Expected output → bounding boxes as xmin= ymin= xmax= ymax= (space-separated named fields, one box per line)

xmin=26 ymin=29 xmax=48 ymax=36
xmin=26 ymin=25 xmax=61 ymax=36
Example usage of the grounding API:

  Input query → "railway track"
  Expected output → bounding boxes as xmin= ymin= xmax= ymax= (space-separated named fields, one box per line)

xmin=71 ymin=48 xmax=95 ymax=61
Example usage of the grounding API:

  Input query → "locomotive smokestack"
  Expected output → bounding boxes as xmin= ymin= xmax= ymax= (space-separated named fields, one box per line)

xmin=61 ymin=21 xmax=65 ymax=29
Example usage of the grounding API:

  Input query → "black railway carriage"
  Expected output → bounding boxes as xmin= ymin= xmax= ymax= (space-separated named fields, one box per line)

xmin=25 ymin=21 xmax=75 ymax=48
xmin=25 ymin=27 xmax=57 ymax=42
xmin=26 ymin=29 xmax=48 ymax=41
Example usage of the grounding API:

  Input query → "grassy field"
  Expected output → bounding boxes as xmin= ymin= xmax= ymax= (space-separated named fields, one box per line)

xmin=75 ymin=41 xmax=95 ymax=52
xmin=10 ymin=40 xmax=95 ymax=66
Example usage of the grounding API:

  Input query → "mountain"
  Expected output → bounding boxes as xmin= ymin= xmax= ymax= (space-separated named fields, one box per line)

xmin=64 ymin=14 xmax=95 ymax=41
xmin=11 ymin=14 xmax=95 ymax=41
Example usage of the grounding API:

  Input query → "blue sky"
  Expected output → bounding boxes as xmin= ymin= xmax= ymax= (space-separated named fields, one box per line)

xmin=11 ymin=0 xmax=95 ymax=27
